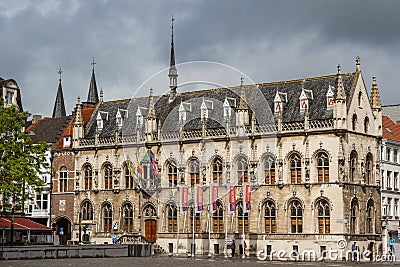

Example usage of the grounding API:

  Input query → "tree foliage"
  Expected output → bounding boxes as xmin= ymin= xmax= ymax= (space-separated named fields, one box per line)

xmin=0 ymin=97 xmax=49 ymax=209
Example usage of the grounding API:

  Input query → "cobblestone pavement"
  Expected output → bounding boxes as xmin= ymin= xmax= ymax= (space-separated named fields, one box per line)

xmin=1 ymin=256 xmax=400 ymax=267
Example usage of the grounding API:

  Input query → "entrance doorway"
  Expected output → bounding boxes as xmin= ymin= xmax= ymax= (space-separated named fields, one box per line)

xmin=144 ymin=219 xmax=157 ymax=243
xmin=56 ymin=218 xmax=71 ymax=245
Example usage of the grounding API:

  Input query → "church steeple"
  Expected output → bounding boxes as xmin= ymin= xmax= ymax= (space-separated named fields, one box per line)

xmin=52 ymin=68 xmax=66 ymax=118
xmin=168 ymin=15 xmax=178 ymax=101
xmin=87 ymin=58 xmax=99 ymax=104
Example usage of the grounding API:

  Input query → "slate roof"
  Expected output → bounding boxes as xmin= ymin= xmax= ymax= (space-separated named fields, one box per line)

xmin=84 ymin=72 xmax=356 ymax=138
xmin=26 ymin=116 xmax=72 ymax=146
xmin=383 ymin=105 xmax=400 ymax=123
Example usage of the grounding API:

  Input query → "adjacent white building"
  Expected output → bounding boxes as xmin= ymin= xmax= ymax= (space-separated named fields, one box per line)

xmin=381 ymin=105 xmax=400 ymax=255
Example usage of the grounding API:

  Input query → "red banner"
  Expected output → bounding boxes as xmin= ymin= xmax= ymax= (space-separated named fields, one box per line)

xmin=195 ymin=185 xmax=203 ymax=213
xmin=210 ymin=184 xmax=218 ymax=213
xmin=181 ymin=186 xmax=188 ymax=212
xmin=244 ymin=184 xmax=252 ymax=211
xmin=229 ymin=185 xmax=236 ymax=213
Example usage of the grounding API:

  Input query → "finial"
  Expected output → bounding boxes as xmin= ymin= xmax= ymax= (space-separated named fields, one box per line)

xmin=91 ymin=57 xmax=96 ymax=71
xmin=150 ymin=87 xmax=153 ymax=96
xmin=77 ymin=96 xmax=81 ymax=104
xmin=372 ymin=76 xmax=377 ymax=85
xmin=100 ymin=88 xmax=103 ymax=99
xmin=337 ymin=64 xmax=341 ymax=74
xmin=240 ymin=77 xmax=244 ymax=86
xmin=58 ymin=67 xmax=63 ymax=81
xmin=356 ymin=56 xmax=361 ymax=71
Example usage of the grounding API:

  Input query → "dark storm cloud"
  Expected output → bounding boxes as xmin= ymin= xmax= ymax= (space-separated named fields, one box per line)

xmin=0 ymin=0 xmax=399 ymax=117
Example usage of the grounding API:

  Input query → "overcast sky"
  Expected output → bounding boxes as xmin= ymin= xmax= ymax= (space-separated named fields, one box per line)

xmin=1 ymin=0 xmax=400 ymax=117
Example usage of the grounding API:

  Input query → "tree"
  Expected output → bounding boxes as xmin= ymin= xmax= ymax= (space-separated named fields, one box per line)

xmin=0 ymin=97 xmax=49 ymax=211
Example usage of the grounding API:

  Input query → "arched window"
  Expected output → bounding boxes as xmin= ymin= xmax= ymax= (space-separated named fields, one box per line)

xmin=103 ymin=163 xmax=113 ymax=190
xmin=166 ymin=204 xmax=178 ymax=232
xmin=365 ymin=154 xmax=373 ymax=185
xmin=59 ymin=166 xmax=68 ymax=192
xmin=102 ymin=203 xmax=112 ymax=232
xmin=189 ymin=159 xmax=200 ymax=187
xmin=364 ymin=117 xmax=370 ymax=133
xmin=189 ymin=206 xmax=200 ymax=232
xmin=212 ymin=157 xmax=223 ymax=185
xmin=316 ymin=199 xmax=330 ymax=233
xmin=366 ymin=199 xmax=374 ymax=234
xmin=237 ymin=157 xmax=248 ymax=186
xmin=350 ymin=198 xmax=359 ymax=234
xmin=212 ymin=201 xmax=224 ymax=232
xmin=317 ymin=153 xmax=329 ymax=183
xmin=264 ymin=156 xmax=275 ymax=184
xmin=350 ymin=151 xmax=358 ymax=183
xmin=264 ymin=200 xmax=276 ymax=233
xmin=124 ymin=163 xmax=134 ymax=189
xmin=237 ymin=201 xmax=249 ymax=232
xmin=167 ymin=162 xmax=178 ymax=187
xmin=83 ymin=164 xmax=93 ymax=190
xmin=123 ymin=203 xmax=134 ymax=232
xmin=352 ymin=114 xmax=357 ymax=131
xmin=289 ymin=199 xmax=303 ymax=233
xmin=81 ymin=200 xmax=93 ymax=220
xmin=290 ymin=154 xmax=302 ymax=183
xmin=358 ymin=91 xmax=362 ymax=107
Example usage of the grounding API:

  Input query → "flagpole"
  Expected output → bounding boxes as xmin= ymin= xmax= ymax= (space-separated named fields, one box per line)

xmin=176 ymin=187 xmax=180 ymax=257
xmin=224 ymin=185 xmax=228 ymax=258
xmin=208 ymin=185 xmax=211 ymax=258
xmin=192 ymin=187 xmax=195 ymax=259
xmin=242 ymin=184 xmax=245 ymax=259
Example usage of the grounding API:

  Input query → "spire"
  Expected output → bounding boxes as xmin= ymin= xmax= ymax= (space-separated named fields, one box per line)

xmin=237 ymin=77 xmax=248 ymax=110
xmin=170 ymin=15 xmax=175 ymax=68
xmin=334 ymin=64 xmax=346 ymax=100
xmin=52 ymin=68 xmax=66 ymax=118
xmin=148 ymin=88 xmax=156 ymax=118
xmin=370 ymin=76 xmax=381 ymax=110
xmin=87 ymin=58 xmax=99 ymax=104
xmin=168 ymin=15 xmax=178 ymax=101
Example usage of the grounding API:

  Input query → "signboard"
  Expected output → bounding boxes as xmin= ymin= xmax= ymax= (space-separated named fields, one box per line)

xmin=210 ymin=184 xmax=218 ymax=213
xmin=112 ymin=221 xmax=118 ymax=231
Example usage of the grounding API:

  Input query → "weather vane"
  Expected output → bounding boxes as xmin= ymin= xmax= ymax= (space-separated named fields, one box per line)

xmin=58 ymin=67 xmax=62 ymax=81
xmin=91 ymin=57 xmax=96 ymax=70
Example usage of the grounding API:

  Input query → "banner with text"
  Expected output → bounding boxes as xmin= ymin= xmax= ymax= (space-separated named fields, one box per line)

xmin=195 ymin=184 xmax=203 ymax=213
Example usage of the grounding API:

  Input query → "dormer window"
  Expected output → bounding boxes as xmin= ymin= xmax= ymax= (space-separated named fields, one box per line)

xmin=116 ymin=108 xmax=128 ymax=128
xmin=223 ymin=97 xmax=236 ymax=119
xmin=326 ymin=84 xmax=334 ymax=110
xmin=299 ymin=88 xmax=313 ymax=112
xmin=136 ymin=106 xmax=146 ymax=128
xmin=63 ymin=136 xmax=71 ymax=148
xmin=179 ymin=102 xmax=191 ymax=124
xmin=97 ymin=111 xmax=108 ymax=131
xmin=274 ymin=91 xmax=287 ymax=113
xmin=200 ymin=98 xmax=213 ymax=120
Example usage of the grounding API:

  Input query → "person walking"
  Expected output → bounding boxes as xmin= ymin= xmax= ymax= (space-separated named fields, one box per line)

xmin=231 ymin=239 xmax=236 ymax=258
xmin=243 ymin=240 xmax=247 ymax=257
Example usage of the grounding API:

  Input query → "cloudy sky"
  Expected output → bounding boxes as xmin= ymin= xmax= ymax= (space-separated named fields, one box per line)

xmin=1 ymin=0 xmax=400 ymax=117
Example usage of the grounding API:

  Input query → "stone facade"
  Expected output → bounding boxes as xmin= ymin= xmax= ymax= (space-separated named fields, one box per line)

xmin=61 ymin=58 xmax=382 ymax=259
